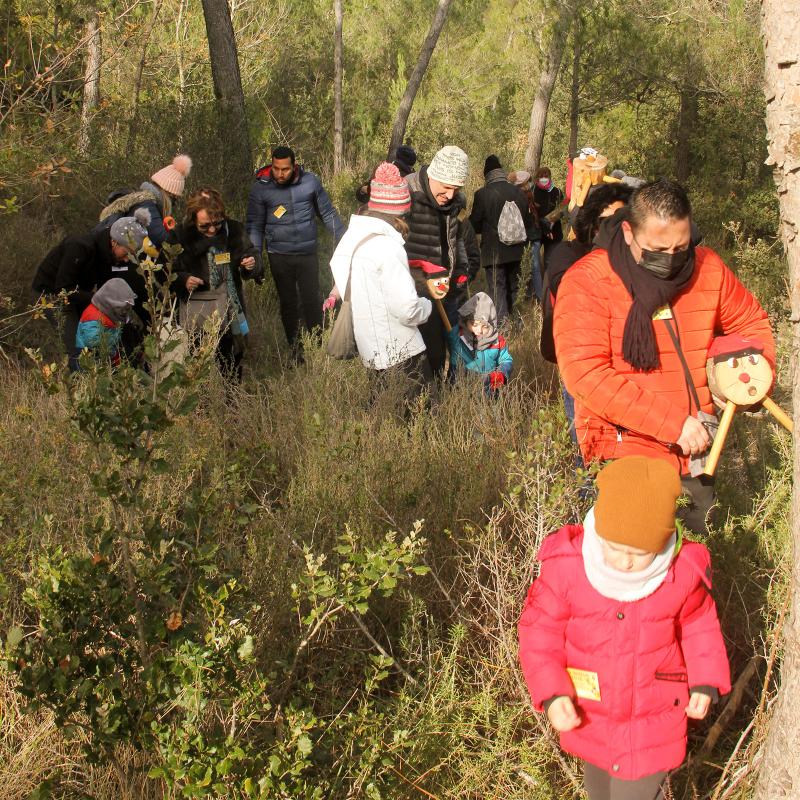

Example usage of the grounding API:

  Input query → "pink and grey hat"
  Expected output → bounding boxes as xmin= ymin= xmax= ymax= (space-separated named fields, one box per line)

xmin=368 ymin=162 xmax=411 ymax=216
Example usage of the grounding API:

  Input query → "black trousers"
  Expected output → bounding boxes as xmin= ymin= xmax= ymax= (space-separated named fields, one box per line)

xmin=583 ymin=762 xmax=667 ymax=800
xmin=268 ymin=252 xmax=322 ymax=346
xmin=484 ymin=260 xmax=521 ymax=325
xmin=418 ymin=310 xmax=448 ymax=377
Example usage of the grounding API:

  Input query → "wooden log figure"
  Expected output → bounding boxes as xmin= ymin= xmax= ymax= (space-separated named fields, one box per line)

xmin=568 ymin=147 xmax=610 ymax=213
xmin=703 ymin=334 xmax=793 ymax=475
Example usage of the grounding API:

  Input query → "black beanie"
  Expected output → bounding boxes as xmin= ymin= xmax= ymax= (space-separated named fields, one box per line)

xmin=484 ymin=154 xmax=502 ymax=176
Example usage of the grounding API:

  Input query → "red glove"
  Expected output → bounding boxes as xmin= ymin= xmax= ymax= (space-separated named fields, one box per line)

xmin=488 ymin=371 xmax=506 ymax=389
xmin=456 ymin=274 xmax=468 ymax=287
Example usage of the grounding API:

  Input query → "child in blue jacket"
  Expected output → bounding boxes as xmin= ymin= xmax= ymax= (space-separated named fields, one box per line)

xmin=446 ymin=291 xmax=512 ymax=393
xmin=75 ymin=278 xmax=136 ymax=366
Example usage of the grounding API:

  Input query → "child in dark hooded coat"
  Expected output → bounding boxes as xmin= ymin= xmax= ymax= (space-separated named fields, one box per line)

xmin=446 ymin=291 xmax=512 ymax=393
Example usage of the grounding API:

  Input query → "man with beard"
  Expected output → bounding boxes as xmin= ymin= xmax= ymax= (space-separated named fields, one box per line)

xmin=553 ymin=179 xmax=774 ymax=533
xmin=246 ymin=145 xmax=344 ymax=359
xmin=404 ymin=145 xmax=472 ymax=376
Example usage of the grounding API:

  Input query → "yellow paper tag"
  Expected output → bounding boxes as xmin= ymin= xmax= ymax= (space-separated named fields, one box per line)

xmin=274 ymin=205 xmax=287 ymax=219
xmin=652 ymin=304 xmax=673 ymax=320
xmin=213 ymin=252 xmax=231 ymax=266
xmin=567 ymin=667 xmax=601 ymax=702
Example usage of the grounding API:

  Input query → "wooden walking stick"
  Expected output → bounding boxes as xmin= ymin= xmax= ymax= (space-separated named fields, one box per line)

xmin=703 ymin=334 xmax=792 ymax=476
xmin=435 ymin=298 xmax=452 ymax=332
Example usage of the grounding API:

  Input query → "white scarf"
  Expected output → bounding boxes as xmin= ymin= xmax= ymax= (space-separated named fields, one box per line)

xmin=581 ymin=507 xmax=676 ymax=602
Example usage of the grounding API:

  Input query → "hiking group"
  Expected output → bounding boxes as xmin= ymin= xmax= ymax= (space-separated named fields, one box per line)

xmin=31 ymin=142 xmax=778 ymax=800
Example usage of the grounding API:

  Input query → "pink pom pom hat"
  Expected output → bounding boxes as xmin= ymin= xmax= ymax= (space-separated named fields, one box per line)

xmin=151 ymin=154 xmax=193 ymax=197
xmin=368 ymin=162 xmax=411 ymax=216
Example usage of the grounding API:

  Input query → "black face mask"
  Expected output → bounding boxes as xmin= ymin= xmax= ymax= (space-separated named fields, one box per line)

xmin=638 ymin=246 xmax=690 ymax=279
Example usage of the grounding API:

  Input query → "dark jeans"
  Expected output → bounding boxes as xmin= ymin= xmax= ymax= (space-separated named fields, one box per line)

xmin=679 ymin=474 xmax=716 ymax=535
xmin=370 ymin=351 xmax=434 ymax=407
xmin=268 ymin=252 xmax=322 ymax=346
xmin=485 ymin=260 xmax=521 ymax=325
xmin=584 ymin=762 xmax=667 ymax=800
xmin=526 ymin=241 xmax=543 ymax=302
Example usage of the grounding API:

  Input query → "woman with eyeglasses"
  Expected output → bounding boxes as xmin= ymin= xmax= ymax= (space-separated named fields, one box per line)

xmin=172 ymin=187 xmax=263 ymax=381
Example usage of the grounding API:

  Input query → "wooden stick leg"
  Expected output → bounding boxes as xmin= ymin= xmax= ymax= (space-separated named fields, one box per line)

xmin=762 ymin=396 xmax=794 ymax=432
xmin=704 ymin=401 xmax=737 ymax=476
xmin=435 ymin=299 xmax=452 ymax=332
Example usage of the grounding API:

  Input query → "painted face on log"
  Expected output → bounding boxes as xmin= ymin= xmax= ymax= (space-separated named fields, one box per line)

xmin=708 ymin=350 xmax=773 ymax=406
xmin=426 ymin=275 xmax=450 ymax=300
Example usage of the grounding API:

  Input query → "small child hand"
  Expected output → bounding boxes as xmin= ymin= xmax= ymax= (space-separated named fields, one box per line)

xmin=546 ymin=696 xmax=581 ymax=732
xmin=685 ymin=692 xmax=712 ymax=720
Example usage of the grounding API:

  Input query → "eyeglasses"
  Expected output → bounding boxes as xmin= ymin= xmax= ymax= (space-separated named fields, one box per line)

xmin=197 ymin=218 xmax=225 ymax=232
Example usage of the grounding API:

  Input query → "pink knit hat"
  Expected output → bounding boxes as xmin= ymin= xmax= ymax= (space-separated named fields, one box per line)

xmin=151 ymin=154 xmax=193 ymax=197
xmin=368 ymin=162 xmax=411 ymax=216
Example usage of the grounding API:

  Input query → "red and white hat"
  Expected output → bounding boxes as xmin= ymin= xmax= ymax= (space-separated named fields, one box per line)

xmin=368 ymin=162 xmax=411 ymax=216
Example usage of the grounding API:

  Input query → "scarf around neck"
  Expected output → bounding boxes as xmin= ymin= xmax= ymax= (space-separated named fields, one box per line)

xmin=602 ymin=208 xmax=695 ymax=372
xmin=581 ymin=507 xmax=676 ymax=602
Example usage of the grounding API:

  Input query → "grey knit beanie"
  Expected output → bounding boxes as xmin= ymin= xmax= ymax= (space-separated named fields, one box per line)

xmin=110 ymin=208 xmax=152 ymax=252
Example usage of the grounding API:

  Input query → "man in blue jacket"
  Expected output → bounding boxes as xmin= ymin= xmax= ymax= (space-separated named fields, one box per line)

xmin=246 ymin=146 xmax=345 ymax=355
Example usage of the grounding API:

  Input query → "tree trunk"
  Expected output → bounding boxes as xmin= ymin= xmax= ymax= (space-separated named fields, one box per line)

xmin=333 ymin=0 xmax=344 ymax=174
xmin=568 ymin=17 xmax=582 ymax=159
xmin=387 ymin=0 xmax=454 ymax=161
xmin=127 ymin=0 xmax=164 ymax=151
xmin=77 ymin=11 xmax=101 ymax=156
xmin=754 ymin=1 xmax=800 ymax=797
xmin=200 ymin=0 xmax=252 ymax=196
xmin=524 ymin=1 xmax=575 ymax=173
xmin=675 ymin=81 xmax=698 ymax=183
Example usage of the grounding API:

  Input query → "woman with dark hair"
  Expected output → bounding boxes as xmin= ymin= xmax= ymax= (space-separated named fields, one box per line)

xmin=172 ymin=187 xmax=262 ymax=381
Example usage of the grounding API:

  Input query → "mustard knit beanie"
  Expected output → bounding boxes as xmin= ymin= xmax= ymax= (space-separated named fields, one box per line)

xmin=594 ymin=456 xmax=681 ymax=553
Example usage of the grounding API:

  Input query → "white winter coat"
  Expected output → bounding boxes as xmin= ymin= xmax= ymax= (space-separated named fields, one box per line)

xmin=330 ymin=215 xmax=432 ymax=370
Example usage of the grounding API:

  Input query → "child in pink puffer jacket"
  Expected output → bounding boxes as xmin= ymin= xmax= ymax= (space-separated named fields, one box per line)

xmin=518 ymin=456 xmax=731 ymax=800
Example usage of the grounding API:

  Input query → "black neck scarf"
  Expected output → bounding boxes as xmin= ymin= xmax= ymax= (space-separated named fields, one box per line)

xmin=603 ymin=208 xmax=695 ymax=372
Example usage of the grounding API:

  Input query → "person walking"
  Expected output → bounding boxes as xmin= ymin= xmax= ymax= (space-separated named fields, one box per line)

xmin=246 ymin=145 xmax=344 ymax=359
xmin=469 ymin=155 xmax=533 ymax=324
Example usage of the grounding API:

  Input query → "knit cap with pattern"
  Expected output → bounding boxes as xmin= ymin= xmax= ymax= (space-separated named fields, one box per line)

xmin=368 ymin=162 xmax=411 ymax=216
xmin=594 ymin=456 xmax=682 ymax=553
xmin=427 ymin=145 xmax=469 ymax=187
xmin=151 ymin=154 xmax=193 ymax=197
xmin=110 ymin=208 xmax=152 ymax=253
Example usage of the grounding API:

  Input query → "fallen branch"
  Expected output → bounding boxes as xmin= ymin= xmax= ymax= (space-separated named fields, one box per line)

xmin=701 ymin=655 xmax=759 ymax=755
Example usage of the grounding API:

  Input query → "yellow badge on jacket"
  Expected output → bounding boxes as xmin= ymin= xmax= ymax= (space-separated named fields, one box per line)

xmin=273 ymin=205 xmax=287 ymax=219
xmin=214 ymin=252 xmax=231 ymax=266
xmin=652 ymin=304 xmax=673 ymax=320
xmin=567 ymin=667 xmax=602 ymax=701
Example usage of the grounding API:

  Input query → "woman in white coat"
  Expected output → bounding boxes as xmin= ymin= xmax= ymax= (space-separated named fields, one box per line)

xmin=327 ymin=162 xmax=433 ymax=387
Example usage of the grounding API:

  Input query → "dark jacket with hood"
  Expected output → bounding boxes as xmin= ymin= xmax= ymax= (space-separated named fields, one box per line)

xmin=171 ymin=219 xmax=262 ymax=313
xmin=469 ymin=169 xmax=534 ymax=267
xmin=96 ymin=182 xmax=171 ymax=247
xmin=534 ymin=183 xmax=564 ymax=243
xmin=245 ymin=164 xmax=344 ymax=256
xmin=32 ymin=228 xmax=121 ymax=312
xmin=405 ymin=167 xmax=471 ymax=295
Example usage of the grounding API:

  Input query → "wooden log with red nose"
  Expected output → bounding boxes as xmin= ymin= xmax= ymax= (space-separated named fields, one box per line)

xmin=703 ymin=334 xmax=792 ymax=476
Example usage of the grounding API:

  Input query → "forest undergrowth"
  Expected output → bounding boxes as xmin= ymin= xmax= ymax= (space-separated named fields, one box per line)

xmin=0 ymin=224 xmax=792 ymax=799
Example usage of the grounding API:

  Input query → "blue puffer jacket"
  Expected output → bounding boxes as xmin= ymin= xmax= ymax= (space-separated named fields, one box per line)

xmin=245 ymin=164 xmax=344 ymax=255
xmin=446 ymin=328 xmax=513 ymax=378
